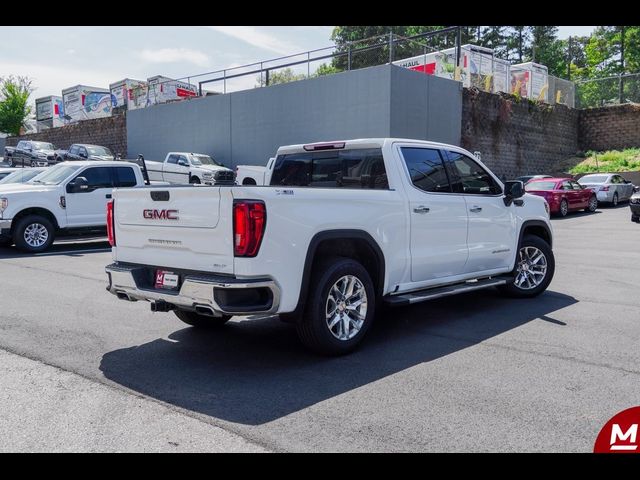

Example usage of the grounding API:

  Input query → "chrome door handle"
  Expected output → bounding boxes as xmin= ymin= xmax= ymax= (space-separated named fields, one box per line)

xmin=413 ymin=206 xmax=430 ymax=214
xmin=469 ymin=206 xmax=482 ymax=213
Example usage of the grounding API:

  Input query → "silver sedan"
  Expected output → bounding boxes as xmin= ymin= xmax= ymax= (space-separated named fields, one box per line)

xmin=578 ymin=173 xmax=636 ymax=206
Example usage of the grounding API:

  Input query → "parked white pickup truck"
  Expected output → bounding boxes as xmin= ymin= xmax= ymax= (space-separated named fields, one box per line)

xmin=0 ymin=161 xmax=147 ymax=252
xmin=235 ymin=157 xmax=276 ymax=185
xmin=145 ymin=152 xmax=234 ymax=185
xmin=105 ymin=139 xmax=555 ymax=355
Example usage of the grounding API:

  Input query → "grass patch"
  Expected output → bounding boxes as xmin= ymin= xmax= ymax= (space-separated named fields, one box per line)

xmin=569 ymin=148 xmax=640 ymax=174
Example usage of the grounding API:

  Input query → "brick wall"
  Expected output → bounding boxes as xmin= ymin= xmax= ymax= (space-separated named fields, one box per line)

xmin=579 ymin=103 xmax=640 ymax=151
xmin=6 ymin=114 xmax=127 ymax=156
xmin=461 ymin=89 xmax=580 ymax=179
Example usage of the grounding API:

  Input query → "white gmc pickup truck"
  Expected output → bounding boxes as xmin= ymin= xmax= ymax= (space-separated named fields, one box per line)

xmin=0 ymin=161 xmax=147 ymax=252
xmin=105 ymin=139 xmax=555 ymax=355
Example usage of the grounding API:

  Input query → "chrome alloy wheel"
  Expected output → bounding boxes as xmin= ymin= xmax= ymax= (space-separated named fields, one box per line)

xmin=325 ymin=275 xmax=368 ymax=341
xmin=560 ymin=199 xmax=568 ymax=216
xmin=23 ymin=223 xmax=49 ymax=248
xmin=515 ymin=246 xmax=548 ymax=290
xmin=588 ymin=196 xmax=597 ymax=212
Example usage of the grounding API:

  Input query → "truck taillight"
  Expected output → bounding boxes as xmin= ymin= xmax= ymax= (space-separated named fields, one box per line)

xmin=233 ymin=200 xmax=266 ymax=257
xmin=107 ymin=200 xmax=116 ymax=247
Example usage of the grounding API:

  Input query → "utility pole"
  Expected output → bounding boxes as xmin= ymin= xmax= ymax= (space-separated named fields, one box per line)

xmin=456 ymin=26 xmax=462 ymax=67
xmin=567 ymin=36 xmax=572 ymax=80
xmin=619 ymin=26 xmax=626 ymax=104
xmin=388 ymin=28 xmax=394 ymax=64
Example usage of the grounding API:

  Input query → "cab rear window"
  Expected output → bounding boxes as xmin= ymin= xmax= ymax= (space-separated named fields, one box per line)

xmin=270 ymin=148 xmax=389 ymax=189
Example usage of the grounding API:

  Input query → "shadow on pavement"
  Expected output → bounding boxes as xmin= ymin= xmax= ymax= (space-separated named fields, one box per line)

xmin=0 ymin=238 xmax=110 ymax=259
xmin=100 ymin=289 xmax=577 ymax=425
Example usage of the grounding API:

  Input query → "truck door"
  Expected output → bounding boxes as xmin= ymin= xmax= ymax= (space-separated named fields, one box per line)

xmin=163 ymin=154 xmax=190 ymax=184
xmin=64 ymin=166 xmax=114 ymax=226
xmin=443 ymin=150 xmax=516 ymax=274
xmin=398 ymin=146 xmax=469 ymax=282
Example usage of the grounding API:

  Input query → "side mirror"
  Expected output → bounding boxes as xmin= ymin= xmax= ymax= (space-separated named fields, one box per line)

xmin=79 ymin=152 xmax=88 ymax=159
xmin=68 ymin=176 xmax=89 ymax=193
xmin=177 ymin=159 xmax=189 ymax=167
xmin=503 ymin=180 xmax=524 ymax=206
xmin=634 ymin=186 xmax=640 ymax=193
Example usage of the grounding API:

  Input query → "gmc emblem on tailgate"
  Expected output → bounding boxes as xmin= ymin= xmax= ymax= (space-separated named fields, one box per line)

xmin=143 ymin=209 xmax=179 ymax=220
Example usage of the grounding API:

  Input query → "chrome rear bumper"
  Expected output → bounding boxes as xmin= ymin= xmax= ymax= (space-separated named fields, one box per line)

xmin=105 ymin=262 xmax=280 ymax=317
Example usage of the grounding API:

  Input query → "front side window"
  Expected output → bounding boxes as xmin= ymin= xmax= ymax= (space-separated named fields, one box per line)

xmin=561 ymin=181 xmax=573 ymax=190
xmin=570 ymin=181 xmax=583 ymax=190
xmin=444 ymin=151 xmax=502 ymax=195
xmin=79 ymin=147 xmax=88 ymax=157
xmin=69 ymin=145 xmax=79 ymax=155
xmin=270 ymin=148 xmax=388 ymax=189
xmin=177 ymin=155 xmax=189 ymax=166
xmin=400 ymin=147 xmax=450 ymax=193
xmin=166 ymin=155 xmax=178 ymax=165
xmin=76 ymin=167 xmax=113 ymax=189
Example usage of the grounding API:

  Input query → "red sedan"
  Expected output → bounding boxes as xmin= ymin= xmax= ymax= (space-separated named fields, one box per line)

xmin=525 ymin=178 xmax=598 ymax=217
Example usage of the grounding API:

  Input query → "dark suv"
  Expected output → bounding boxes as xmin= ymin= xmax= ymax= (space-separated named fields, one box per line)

xmin=65 ymin=144 xmax=115 ymax=162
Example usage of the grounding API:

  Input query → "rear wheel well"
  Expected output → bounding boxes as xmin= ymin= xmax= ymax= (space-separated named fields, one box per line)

xmin=242 ymin=178 xmax=257 ymax=185
xmin=312 ymin=237 xmax=384 ymax=297
xmin=522 ymin=225 xmax=551 ymax=247
xmin=11 ymin=208 xmax=59 ymax=233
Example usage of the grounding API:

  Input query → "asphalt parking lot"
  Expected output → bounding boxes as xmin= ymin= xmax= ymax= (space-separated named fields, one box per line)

xmin=0 ymin=204 xmax=638 ymax=452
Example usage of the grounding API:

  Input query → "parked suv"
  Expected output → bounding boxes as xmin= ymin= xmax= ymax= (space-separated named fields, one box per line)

xmin=65 ymin=144 xmax=115 ymax=162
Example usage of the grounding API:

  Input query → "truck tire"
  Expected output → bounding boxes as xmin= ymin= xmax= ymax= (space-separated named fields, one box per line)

xmin=296 ymin=256 xmax=375 ymax=356
xmin=0 ymin=236 xmax=12 ymax=247
xmin=189 ymin=177 xmax=201 ymax=185
xmin=498 ymin=234 xmax=555 ymax=298
xmin=31 ymin=160 xmax=37 ymax=167
xmin=13 ymin=215 xmax=55 ymax=253
xmin=243 ymin=178 xmax=257 ymax=185
xmin=174 ymin=310 xmax=231 ymax=328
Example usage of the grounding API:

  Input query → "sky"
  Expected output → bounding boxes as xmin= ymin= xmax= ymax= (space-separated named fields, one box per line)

xmin=1 ymin=26 xmax=597 ymax=102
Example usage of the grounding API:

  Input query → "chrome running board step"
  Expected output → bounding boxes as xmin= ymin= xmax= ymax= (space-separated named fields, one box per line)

xmin=384 ymin=276 xmax=511 ymax=306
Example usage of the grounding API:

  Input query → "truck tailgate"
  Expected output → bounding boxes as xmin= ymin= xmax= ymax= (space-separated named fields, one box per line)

xmin=112 ymin=186 xmax=234 ymax=274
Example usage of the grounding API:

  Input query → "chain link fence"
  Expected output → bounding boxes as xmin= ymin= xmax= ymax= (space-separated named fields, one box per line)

xmin=575 ymin=73 xmax=640 ymax=108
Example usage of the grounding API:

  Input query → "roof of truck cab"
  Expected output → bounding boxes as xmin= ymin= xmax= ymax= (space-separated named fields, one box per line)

xmin=276 ymin=138 xmax=469 ymax=155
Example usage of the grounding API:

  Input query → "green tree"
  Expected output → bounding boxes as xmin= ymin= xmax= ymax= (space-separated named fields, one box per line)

xmin=330 ymin=26 xmax=452 ymax=70
xmin=0 ymin=76 xmax=33 ymax=135
xmin=255 ymin=67 xmax=307 ymax=87
xmin=506 ymin=26 xmax=531 ymax=62
xmin=314 ymin=63 xmax=341 ymax=76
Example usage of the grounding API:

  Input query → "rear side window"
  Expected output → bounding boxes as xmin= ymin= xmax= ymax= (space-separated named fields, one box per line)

xmin=270 ymin=148 xmax=388 ymax=189
xmin=400 ymin=147 xmax=450 ymax=193
xmin=114 ymin=167 xmax=137 ymax=187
